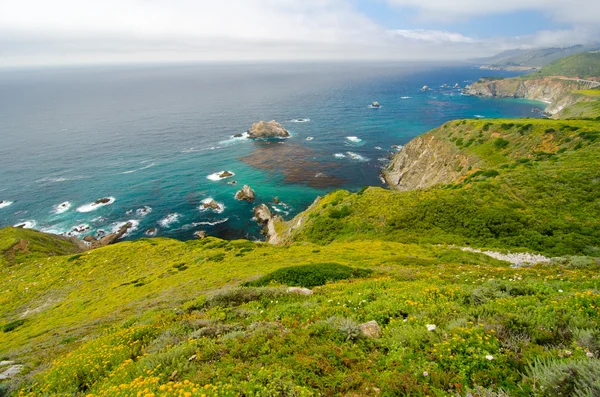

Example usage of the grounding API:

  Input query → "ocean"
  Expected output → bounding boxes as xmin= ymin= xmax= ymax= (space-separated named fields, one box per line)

xmin=0 ymin=62 xmax=545 ymax=241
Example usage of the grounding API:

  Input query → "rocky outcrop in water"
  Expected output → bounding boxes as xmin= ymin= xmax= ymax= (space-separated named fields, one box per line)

xmin=235 ymin=185 xmax=256 ymax=202
xmin=253 ymin=204 xmax=283 ymax=244
xmin=87 ymin=222 xmax=133 ymax=249
xmin=247 ymin=121 xmax=290 ymax=139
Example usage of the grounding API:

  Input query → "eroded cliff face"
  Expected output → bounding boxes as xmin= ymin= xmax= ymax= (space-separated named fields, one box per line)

xmin=465 ymin=77 xmax=594 ymax=117
xmin=383 ymin=131 xmax=479 ymax=191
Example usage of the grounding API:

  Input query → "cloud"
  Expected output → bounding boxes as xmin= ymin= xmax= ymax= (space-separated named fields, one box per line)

xmin=390 ymin=29 xmax=475 ymax=44
xmin=385 ymin=0 xmax=600 ymax=25
xmin=0 ymin=0 xmax=598 ymax=66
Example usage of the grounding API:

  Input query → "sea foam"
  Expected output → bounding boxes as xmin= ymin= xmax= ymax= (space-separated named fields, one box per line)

xmin=0 ymin=200 xmax=14 ymax=209
xmin=14 ymin=220 xmax=36 ymax=229
xmin=346 ymin=136 xmax=362 ymax=143
xmin=111 ymin=220 xmax=140 ymax=238
xmin=77 ymin=197 xmax=116 ymax=213
xmin=346 ymin=152 xmax=369 ymax=162
xmin=199 ymin=198 xmax=225 ymax=214
xmin=159 ymin=213 xmax=180 ymax=228
xmin=207 ymin=171 xmax=235 ymax=181
xmin=53 ymin=201 xmax=72 ymax=214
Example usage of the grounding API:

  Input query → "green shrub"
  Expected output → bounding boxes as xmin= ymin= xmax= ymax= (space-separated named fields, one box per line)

xmin=578 ymin=131 xmax=599 ymax=142
xmin=325 ymin=316 xmax=363 ymax=341
xmin=528 ymin=358 xmax=600 ymax=396
xmin=244 ymin=263 xmax=372 ymax=288
xmin=329 ymin=206 xmax=351 ymax=219
xmin=493 ymin=138 xmax=510 ymax=149
xmin=204 ymin=287 xmax=286 ymax=308
xmin=2 ymin=319 xmax=25 ymax=332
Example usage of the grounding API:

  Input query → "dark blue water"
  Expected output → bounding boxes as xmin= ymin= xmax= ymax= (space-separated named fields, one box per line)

xmin=0 ymin=62 xmax=545 ymax=241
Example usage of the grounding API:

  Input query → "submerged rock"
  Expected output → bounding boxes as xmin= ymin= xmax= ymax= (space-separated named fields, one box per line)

xmin=145 ymin=228 xmax=157 ymax=236
xmin=359 ymin=320 xmax=381 ymax=338
xmin=235 ymin=185 xmax=256 ymax=202
xmin=247 ymin=120 xmax=290 ymax=139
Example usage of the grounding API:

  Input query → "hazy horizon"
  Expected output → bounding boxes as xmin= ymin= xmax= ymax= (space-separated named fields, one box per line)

xmin=1 ymin=0 xmax=599 ymax=67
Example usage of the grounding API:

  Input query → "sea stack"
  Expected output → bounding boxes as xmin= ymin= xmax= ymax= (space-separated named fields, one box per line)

xmin=247 ymin=120 xmax=290 ymax=139
xmin=235 ymin=185 xmax=256 ymax=202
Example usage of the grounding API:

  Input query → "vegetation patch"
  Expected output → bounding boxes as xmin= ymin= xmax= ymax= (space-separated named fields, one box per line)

xmin=244 ymin=263 xmax=372 ymax=288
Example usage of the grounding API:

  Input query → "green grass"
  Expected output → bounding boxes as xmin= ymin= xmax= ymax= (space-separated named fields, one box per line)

xmin=278 ymin=119 xmax=600 ymax=256
xmin=243 ymin=263 xmax=373 ymax=288
xmin=3 ymin=230 xmax=599 ymax=396
xmin=2 ymin=114 xmax=600 ymax=396
xmin=526 ymin=52 xmax=600 ymax=79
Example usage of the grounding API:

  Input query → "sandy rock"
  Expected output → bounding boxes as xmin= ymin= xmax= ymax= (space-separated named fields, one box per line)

xmin=359 ymin=320 xmax=381 ymax=338
xmin=194 ymin=231 xmax=207 ymax=239
xmin=287 ymin=287 xmax=313 ymax=295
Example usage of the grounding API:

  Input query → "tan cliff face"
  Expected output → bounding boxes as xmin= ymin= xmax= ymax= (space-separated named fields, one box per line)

xmin=465 ymin=77 xmax=597 ymax=117
xmin=382 ymin=129 xmax=478 ymax=191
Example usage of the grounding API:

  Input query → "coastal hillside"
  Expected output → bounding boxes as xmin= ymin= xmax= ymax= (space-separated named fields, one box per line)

xmin=274 ymin=118 xmax=600 ymax=255
xmin=2 ymin=116 xmax=600 ymax=396
xmin=473 ymin=44 xmax=600 ymax=69
xmin=2 ymin=221 xmax=600 ymax=396
xmin=466 ymin=53 xmax=600 ymax=118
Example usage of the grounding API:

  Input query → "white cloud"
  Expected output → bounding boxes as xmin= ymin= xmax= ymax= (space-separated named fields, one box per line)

xmin=0 ymin=0 xmax=598 ymax=66
xmin=385 ymin=0 xmax=600 ymax=25
xmin=390 ymin=29 xmax=475 ymax=44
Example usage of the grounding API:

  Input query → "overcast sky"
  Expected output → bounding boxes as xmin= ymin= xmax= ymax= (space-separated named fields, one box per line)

xmin=0 ymin=0 xmax=598 ymax=67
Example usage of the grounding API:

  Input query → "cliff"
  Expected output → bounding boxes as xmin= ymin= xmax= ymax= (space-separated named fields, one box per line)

xmin=464 ymin=77 xmax=595 ymax=117
xmin=272 ymin=118 xmax=600 ymax=251
xmin=382 ymin=130 xmax=479 ymax=191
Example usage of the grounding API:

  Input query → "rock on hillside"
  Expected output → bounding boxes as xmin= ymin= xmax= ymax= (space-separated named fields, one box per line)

xmin=247 ymin=121 xmax=290 ymax=139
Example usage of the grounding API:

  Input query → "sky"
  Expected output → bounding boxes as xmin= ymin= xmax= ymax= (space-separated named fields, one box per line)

xmin=0 ymin=0 xmax=599 ymax=67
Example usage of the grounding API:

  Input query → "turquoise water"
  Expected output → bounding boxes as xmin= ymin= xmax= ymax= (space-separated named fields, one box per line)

xmin=0 ymin=62 xmax=545 ymax=241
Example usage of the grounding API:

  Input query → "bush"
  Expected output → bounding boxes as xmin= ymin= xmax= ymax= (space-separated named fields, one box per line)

xmin=329 ymin=205 xmax=351 ymax=219
xmin=2 ymin=319 xmax=25 ymax=332
xmin=244 ymin=263 xmax=372 ymax=288
xmin=493 ymin=138 xmax=510 ymax=149
xmin=528 ymin=358 xmax=600 ymax=396
xmin=204 ymin=287 xmax=286 ymax=308
xmin=325 ymin=317 xmax=363 ymax=341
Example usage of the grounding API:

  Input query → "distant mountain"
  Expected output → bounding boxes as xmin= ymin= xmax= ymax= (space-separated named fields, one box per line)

xmin=534 ymin=52 xmax=600 ymax=79
xmin=473 ymin=44 xmax=600 ymax=68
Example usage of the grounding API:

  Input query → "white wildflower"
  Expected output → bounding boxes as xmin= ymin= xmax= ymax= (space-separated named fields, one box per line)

xmin=426 ymin=324 xmax=436 ymax=331
xmin=485 ymin=355 xmax=494 ymax=361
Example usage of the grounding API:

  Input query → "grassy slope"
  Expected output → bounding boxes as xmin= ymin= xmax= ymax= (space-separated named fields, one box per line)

xmin=1 ymin=117 xmax=600 ymax=396
xmin=2 ymin=229 xmax=600 ymax=396
xmin=533 ymin=53 xmax=600 ymax=79
xmin=279 ymin=119 xmax=600 ymax=256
